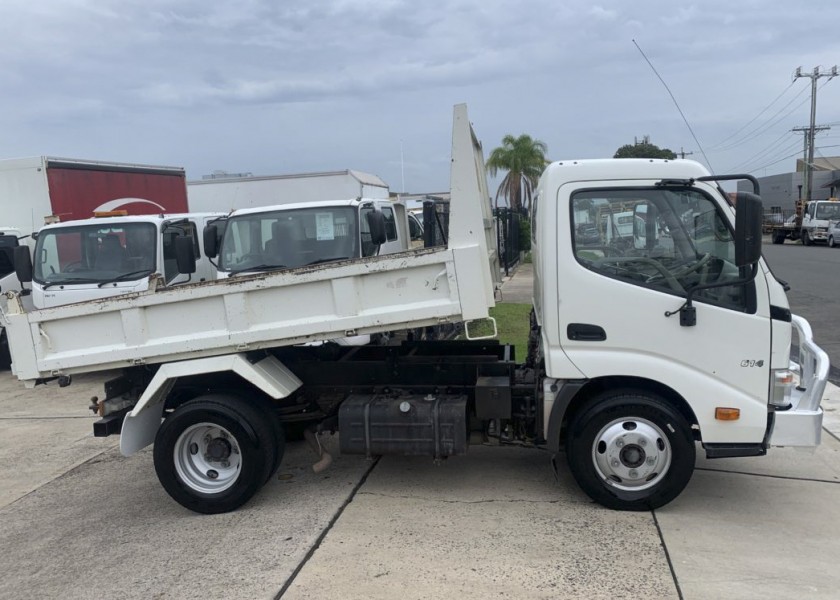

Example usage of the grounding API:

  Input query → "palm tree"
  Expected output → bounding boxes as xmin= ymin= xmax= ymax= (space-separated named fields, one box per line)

xmin=486 ymin=134 xmax=548 ymax=214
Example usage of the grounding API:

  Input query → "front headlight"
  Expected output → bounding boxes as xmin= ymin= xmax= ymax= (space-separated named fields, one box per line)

xmin=771 ymin=369 xmax=794 ymax=408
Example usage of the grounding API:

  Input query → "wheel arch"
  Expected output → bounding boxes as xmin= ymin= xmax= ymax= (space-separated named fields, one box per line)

xmin=547 ymin=375 xmax=701 ymax=452
xmin=120 ymin=353 xmax=301 ymax=457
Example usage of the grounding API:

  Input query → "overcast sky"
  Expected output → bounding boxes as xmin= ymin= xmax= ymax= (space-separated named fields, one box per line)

xmin=3 ymin=0 xmax=840 ymax=194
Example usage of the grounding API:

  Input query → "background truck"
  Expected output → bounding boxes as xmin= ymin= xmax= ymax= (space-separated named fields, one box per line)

xmin=0 ymin=105 xmax=828 ymax=516
xmin=187 ymin=169 xmax=390 ymax=213
xmin=20 ymin=213 xmax=222 ymax=310
xmin=207 ymin=198 xmax=419 ymax=276
xmin=0 ymin=156 xmax=190 ymax=365
xmin=770 ymin=198 xmax=840 ymax=244
xmin=204 ymin=197 xmax=422 ymax=345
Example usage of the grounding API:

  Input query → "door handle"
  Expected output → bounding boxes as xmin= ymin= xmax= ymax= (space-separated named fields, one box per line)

xmin=567 ymin=323 xmax=606 ymax=341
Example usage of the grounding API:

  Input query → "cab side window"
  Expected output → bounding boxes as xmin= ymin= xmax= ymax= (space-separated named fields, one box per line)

xmin=571 ymin=189 xmax=747 ymax=311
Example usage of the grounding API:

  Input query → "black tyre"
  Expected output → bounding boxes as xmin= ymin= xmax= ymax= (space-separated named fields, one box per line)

xmin=565 ymin=392 xmax=695 ymax=511
xmin=250 ymin=397 xmax=286 ymax=482
xmin=153 ymin=395 xmax=277 ymax=514
xmin=772 ymin=230 xmax=786 ymax=245
xmin=830 ymin=236 xmax=837 ymax=248
xmin=802 ymin=230 xmax=812 ymax=246
xmin=0 ymin=329 xmax=11 ymax=370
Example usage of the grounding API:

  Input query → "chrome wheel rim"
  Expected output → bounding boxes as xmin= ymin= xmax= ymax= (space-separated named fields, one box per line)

xmin=591 ymin=417 xmax=671 ymax=492
xmin=174 ymin=423 xmax=242 ymax=494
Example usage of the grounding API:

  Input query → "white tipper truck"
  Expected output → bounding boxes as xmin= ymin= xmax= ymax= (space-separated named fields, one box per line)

xmin=0 ymin=105 xmax=829 ymax=514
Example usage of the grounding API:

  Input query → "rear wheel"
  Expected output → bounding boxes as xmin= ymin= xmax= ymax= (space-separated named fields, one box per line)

xmin=772 ymin=230 xmax=786 ymax=245
xmin=250 ymin=397 xmax=286 ymax=482
xmin=153 ymin=395 xmax=277 ymax=514
xmin=566 ymin=392 xmax=695 ymax=511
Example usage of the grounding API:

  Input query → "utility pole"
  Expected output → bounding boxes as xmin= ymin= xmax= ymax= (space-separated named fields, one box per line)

xmin=678 ymin=147 xmax=694 ymax=159
xmin=794 ymin=66 xmax=837 ymax=202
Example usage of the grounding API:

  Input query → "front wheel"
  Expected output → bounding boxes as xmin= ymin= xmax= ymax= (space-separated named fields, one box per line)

xmin=153 ymin=395 xmax=277 ymax=514
xmin=802 ymin=230 xmax=812 ymax=246
xmin=565 ymin=392 xmax=696 ymax=511
xmin=830 ymin=235 xmax=837 ymax=248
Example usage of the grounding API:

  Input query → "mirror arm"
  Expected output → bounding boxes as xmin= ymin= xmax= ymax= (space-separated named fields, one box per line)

xmin=665 ymin=263 xmax=759 ymax=327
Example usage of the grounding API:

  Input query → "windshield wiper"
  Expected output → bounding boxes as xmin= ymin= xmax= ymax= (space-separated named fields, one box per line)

xmin=97 ymin=269 xmax=155 ymax=288
xmin=304 ymin=257 xmax=347 ymax=266
xmin=227 ymin=263 xmax=288 ymax=276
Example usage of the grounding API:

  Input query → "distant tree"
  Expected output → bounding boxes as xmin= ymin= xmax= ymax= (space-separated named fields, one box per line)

xmin=614 ymin=142 xmax=677 ymax=160
xmin=486 ymin=134 xmax=548 ymax=214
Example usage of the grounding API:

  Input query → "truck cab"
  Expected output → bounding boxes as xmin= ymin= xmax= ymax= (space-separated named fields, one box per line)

xmin=209 ymin=199 xmax=412 ymax=278
xmin=800 ymin=199 xmax=840 ymax=245
xmin=27 ymin=213 xmax=222 ymax=309
xmin=0 ymin=228 xmax=24 ymax=295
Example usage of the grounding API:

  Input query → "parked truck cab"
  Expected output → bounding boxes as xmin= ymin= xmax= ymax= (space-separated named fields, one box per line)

xmin=22 ymin=213 xmax=222 ymax=309
xmin=207 ymin=199 xmax=412 ymax=278
xmin=532 ymin=159 xmax=826 ymax=508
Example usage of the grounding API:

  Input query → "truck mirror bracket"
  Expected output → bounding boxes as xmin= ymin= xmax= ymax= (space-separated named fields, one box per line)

xmin=664 ymin=263 xmax=759 ymax=327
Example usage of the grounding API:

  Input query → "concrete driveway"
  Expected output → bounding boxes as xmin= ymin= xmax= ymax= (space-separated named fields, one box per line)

xmin=3 ymin=367 xmax=840 ymax=600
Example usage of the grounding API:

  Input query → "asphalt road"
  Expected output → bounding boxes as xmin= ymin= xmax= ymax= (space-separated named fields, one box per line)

xmin=761 ymin=240 xmax=840 ymax=382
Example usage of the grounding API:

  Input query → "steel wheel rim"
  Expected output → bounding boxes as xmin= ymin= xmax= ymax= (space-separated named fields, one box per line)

xmin=174 ymin=423 xmax=242 ymax=494
xmin=591 ymin=416 xmax=672 ymax=492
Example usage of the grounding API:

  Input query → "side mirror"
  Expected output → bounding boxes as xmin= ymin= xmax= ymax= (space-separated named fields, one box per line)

xmin=734 ymin=192 xmax=763 ymax=267
xmin=14 ymin=246 xmax=33 ymax=283
xmin=203 ymin=225 xmax=219 ymax=258
xmin=175 ymin=236 xmax=196 ymax=274
xmin=366 ymin=211 xmax=387 ymax=246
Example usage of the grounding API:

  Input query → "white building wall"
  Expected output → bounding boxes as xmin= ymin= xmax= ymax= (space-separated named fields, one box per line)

xmin=188 ymin=172 xmax=389 ymax=212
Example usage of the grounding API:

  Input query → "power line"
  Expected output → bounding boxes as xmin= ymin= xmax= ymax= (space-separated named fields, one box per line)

xmin=747 ymin=144 xmax=840 ymax=174
xmin=729 ymin=134 xmax=802 ymax=173
xmin=725 ymin=129 xmax=792 ymax=171
xmin=712 ymin=83 xmax=811 ymax=152
xmin=708 ymin=80 xmax=798 ymax=149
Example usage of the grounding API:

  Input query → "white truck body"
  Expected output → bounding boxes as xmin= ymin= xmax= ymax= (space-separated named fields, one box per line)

xmin=187 ymin=169 xmax=390 ymax=213
xmin=29 ymin=213 xmax=223 ymax=309
xmin=1 ymin=105 xmax=498 ymax=383
xmin=0 ymin=106 xmax=828 ymax=515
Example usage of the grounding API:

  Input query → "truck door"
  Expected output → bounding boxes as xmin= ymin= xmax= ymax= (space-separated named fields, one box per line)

xmin=556 ymin=183 xmax=772 ymax=442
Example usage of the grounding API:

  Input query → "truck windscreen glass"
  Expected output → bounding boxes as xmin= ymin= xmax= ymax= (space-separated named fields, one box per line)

xmin=33 ymin=222 xmax=157 ymax=285
xmin=218 ymin=206 xmax=359 ymax=272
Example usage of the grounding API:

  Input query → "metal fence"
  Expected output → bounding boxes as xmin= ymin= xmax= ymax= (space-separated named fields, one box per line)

xmin=494 ymin=208 xmax=522 ymax=276
xmin=420 ymin=200 xmax=524 ymax=277
xmin=422 ymin=199 xmax=450 ymax=248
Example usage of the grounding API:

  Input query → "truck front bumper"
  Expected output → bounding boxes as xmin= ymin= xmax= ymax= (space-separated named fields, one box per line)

xmin=770 ymin=315 xmax=830 ymax=447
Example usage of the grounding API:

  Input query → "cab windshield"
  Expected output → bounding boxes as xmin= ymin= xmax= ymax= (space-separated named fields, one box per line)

xmin=815 ymin=203 xmax=840 ymax=220
xmin=218 ymin=206 xmax=359 ymax=273
xmin=33 ymin=223 xmax=157 ymax=285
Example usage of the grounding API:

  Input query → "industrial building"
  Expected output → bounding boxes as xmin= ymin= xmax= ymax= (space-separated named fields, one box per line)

xmin=737 ymin=157 xmax=840 ymax=211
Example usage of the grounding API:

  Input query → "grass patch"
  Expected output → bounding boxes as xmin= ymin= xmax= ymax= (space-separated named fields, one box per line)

xmin=466 ymin=302 xmax=532 ymax=362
